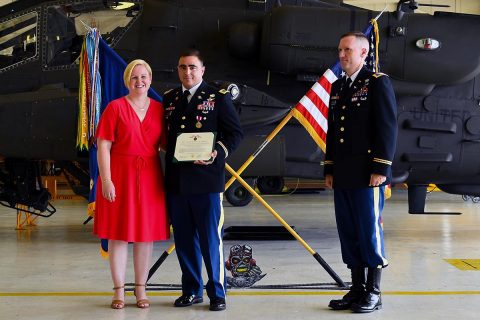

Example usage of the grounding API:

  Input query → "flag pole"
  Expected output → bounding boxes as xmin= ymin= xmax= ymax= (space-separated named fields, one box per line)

xmin=225 ymin=163 xmax=346 ymax=287
xmin=225 ymin=108 xmax=295 ymax=190
xmin=147 ymin=243 xmax=176 ymax=281
xmin=147 ymin=156 xmax=348 ymax=288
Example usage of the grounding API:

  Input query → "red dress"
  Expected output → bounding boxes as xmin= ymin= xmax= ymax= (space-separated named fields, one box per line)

xmin=93 ymin=97 xmax=169 ymax=242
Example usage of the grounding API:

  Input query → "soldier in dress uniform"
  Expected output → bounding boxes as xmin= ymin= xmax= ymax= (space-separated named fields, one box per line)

xmin=163 ymin=48 xmax=243 ymax=311
xmin=324 ymin=32 xmax=397 ymax=313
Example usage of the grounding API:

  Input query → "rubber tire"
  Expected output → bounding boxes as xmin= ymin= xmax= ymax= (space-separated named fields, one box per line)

xmin=225 ymin=179 xmax=254 ymax=207
xmin=257 ymin=176 xmax=285 ymax=194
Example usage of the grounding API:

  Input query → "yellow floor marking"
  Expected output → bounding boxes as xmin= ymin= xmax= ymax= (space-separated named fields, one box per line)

xmin=444 ymin=259 xmax=480 ymax=270
xmin=1 ymin=290 xmax=480 ymax=297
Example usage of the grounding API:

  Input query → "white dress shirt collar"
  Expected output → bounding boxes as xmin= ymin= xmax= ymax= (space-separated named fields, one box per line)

xmin=182 ymin=81 xmax=202 ymax=100
xmin=346 ymin=66 xmax=363 ymax=85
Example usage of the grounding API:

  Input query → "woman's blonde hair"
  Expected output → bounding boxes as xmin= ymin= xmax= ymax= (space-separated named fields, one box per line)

xmin=123 ymin=59 xmax=152 ymax=88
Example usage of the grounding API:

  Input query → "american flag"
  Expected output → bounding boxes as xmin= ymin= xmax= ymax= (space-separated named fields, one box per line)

xmin=365 ymin=23 xmax=379 ymax=73
xmin=291 ymin=62 xmax=343 ymax=153
xmin=292 ymin=22 xmax=377 ymax=153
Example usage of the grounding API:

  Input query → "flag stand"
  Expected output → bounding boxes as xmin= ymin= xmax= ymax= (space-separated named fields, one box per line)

xmin=147 ymin=161 xmax=346 ymax=288
xmin=148 ymin=99 xmax=346 ymax=287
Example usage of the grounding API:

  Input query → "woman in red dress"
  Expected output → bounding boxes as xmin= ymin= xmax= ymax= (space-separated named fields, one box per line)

xmin=94 ymin=59 xmax=169 ymax=309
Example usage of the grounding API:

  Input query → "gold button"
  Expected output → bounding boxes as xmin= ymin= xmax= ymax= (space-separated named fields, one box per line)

xmin=368 ymin=149 xmax=371 ymax=153
xmin=341 ymin=116 xmax=345 ymax=120
xmin=182 ymin=116 xmax=186 ymax=120
xmin=180 ymin=125 xmax=185 ymax=129
xmin=340 ymin=127 xmax=344 ymax=131
xmin=340 ymin=139 xmax=344 ymax=143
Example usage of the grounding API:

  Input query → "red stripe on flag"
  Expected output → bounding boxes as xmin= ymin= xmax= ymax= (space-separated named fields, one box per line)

xmin=319 ymin=75 xmax=333 ymax=92
xmin=304 ymin=88 xmax=329 ymax=121
xmin=292 ymin=71 xmax=338 ymax=151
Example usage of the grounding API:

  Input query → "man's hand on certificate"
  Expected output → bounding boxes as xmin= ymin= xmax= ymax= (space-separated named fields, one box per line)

xmin=194 ymin=150 xmax=217 ymax=165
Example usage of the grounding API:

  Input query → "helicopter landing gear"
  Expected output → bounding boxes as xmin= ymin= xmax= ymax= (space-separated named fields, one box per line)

xmin=257 ymin=176 xmax=285 ymax=194
xmin=225 ymin=178 xmax=255 ymax=207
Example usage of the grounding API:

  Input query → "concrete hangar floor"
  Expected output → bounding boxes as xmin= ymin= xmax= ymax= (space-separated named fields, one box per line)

xmin=0 ymin=188 xmax=479 ymax=320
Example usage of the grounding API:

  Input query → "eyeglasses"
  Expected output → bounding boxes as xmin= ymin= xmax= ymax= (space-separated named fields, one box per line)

xmin=177 ymin=65 xmax=200 ymax=71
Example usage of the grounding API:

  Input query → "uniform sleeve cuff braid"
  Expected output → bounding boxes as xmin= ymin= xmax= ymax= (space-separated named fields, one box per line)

xmin=217 ymin=141 xmax=229 ymax=158
xmin=373 ymin=158 xmax=392 ymax=165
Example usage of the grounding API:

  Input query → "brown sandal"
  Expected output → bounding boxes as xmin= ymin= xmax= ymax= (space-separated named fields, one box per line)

xmin=111 ymin=285 xmax=125 ymax=309
xmin=134 ymin=284 xmax=150 ymax=309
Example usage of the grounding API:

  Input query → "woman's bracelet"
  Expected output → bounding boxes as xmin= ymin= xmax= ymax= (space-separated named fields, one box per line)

xmin=102 ymin=178 xmax=112 ymax=183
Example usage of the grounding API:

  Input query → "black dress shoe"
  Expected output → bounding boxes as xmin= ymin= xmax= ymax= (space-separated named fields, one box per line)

xmin=209 ymin=298 xmax=226 ymax=311
xmin=351 ymin=292 xmax=382 ymax=313
xmin=328 ymin=290 xmax=365 ymax=310
xmin=174 ymin=294 xmax=203 ymax=307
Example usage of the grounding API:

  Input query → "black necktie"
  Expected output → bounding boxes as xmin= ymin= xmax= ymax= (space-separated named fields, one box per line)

xmin=342 ymin=77 xmax=352 ymax=94
xmin=182 ymin=90 xmax=190 ymax=110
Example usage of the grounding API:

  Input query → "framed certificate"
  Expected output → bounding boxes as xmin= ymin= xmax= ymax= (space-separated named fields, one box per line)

xmin=173 ymin=132 xmax=216 ymax=162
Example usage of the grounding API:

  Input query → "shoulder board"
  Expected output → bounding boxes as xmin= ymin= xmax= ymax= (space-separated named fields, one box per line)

xmin=219 ymin=89 xmax=229 ymax=94
xmin=372 ymin=72 xmax=387 ymax=78
xmin=163 ymin=88 xmax=173 ymax=95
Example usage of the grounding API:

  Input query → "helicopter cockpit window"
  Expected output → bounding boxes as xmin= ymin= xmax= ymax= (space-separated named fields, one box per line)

xmin=0 ymin=12 xmax=38 ymax=71
xmin=45 ymin=2 xmax=138 ymax=68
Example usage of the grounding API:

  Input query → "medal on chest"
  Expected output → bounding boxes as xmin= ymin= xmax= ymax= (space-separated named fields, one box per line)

xmin=197 ymin=97 xmax=216 ymax=114
xmin=352 ymin=85 xmax=369 ymax=102
xmin=196 ymin=116 xmax=202 ymax=128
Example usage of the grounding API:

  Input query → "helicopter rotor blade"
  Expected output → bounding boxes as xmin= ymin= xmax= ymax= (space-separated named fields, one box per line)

xmin=417 ymin=3 xmax=451 ymax=8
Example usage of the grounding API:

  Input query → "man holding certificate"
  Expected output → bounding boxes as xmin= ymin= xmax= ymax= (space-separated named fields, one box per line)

xmin=163 ymin=48 xmax=243 ymax=311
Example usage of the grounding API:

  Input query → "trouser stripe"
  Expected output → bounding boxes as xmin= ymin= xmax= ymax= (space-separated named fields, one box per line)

xmin=373 ymin=187 xmax=387 ymax=267
xmin=218 ymin=193 xmax=225 ymax=295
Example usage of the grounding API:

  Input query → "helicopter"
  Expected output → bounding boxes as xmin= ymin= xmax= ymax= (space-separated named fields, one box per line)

xmin=1 ymin=0 xmax=480 ymax=214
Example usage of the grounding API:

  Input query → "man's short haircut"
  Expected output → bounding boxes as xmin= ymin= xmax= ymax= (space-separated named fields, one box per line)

xmin=179 ymin=48 xmax=204 ymax=65
xmin=123 ymin=59 xmax=152 ymax=88
xmin=340 ymin=31 xmax=370 ymax=52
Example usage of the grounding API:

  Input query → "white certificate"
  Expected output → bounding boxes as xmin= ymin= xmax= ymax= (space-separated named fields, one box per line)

xmin=173 ymin=132 xmax=216 ymax=162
